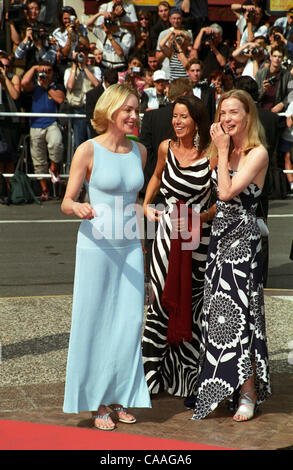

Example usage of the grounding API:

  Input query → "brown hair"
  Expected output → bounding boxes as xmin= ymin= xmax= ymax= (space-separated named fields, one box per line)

xmin=172 ymin=95 xmax=210 ymax=155
xmin=208 ymin=89 xmax=267 ymax=160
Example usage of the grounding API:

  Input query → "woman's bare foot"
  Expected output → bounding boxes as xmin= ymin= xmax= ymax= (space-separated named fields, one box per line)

xmin=233 ymin=376 xmax=257 ymax=422
xmin=110 ymin=404 xmax=136 ymax=423
xmin=92 ymin=405 xmax=116 ymax=430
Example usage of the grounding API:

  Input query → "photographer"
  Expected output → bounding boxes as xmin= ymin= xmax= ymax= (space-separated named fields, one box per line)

xmin=14 ymin=24 xmax=57 ymax=70
xmin=0 ymin=51 xmax=21 ymax=180
xmin=268 ymin=29 xmax=293 ymax=60
xmin=64 ymin=45 xmax=101 ymax=150
xmin=191 ymin=23 xmax=230 ymax=79
xmin=52 ymin=6 xmax=89 ymax=78
xmin=133 ymin=10 xmax=152 ymax=68
xmin=232 ymin=36 xmax=268 ymax=78
xmin=21 ymin=60 xmax=65 ymax=201
xmin=118 ymin=57 xmax=145 ymax=96
xmin=159 ymin=27 xmax=190 ymax=81
xmin=156 ymin=8 xmax=192 ymax=66
xmin=85 ymin=9 xmax=134 ymax=71
xmin=255 ymin=45 xmax=292 ymax=113
xmin=8 ymin=0 xmax=42 ymax=48
xmin=273 ymin=7 xmax=293 ymax=41
xmin=140 ymin=69 xmax=169 ymax=112
xmin=231 ymin=3 xmax=268 ymax=45
xmin=97 ymin=0 xmax=138 ymax=34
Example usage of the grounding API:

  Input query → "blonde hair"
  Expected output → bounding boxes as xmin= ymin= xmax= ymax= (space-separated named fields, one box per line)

xmin=91 ymin=83 xmax=139 ymax=135
xmin=208 ymin=89 xmax=267 ymax=160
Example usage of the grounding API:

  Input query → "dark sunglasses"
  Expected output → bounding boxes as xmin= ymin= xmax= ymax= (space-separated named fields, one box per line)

xmin=139 ymin=17 xmax=149 ymax=20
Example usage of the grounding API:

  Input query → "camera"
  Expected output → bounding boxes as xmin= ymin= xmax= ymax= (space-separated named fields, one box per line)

xmin=243 ymin=46 xmax=261 ymax=56
xmin=273 ymin=34 xmax=281 ymax=41
xmin=105 ymin=18 xmax=115 ymax=27
xmin=38 ymin=71 xmax=47 ymax=80
xmin=203 ymin=33 xmax=214 ymax=44
xmin=31 ymin=26 xmax=47 ymax=41
xmin=282 ymin=58 xmax=292 ymax=69
xmin=267 ymin=75 xmax=276 ymax=85
xmin=77 ymin=53 xmax=85 ymax=64
xmin=175 ymin=35 xmax=183 ymax=45
xmin=130 ymin=66 xmax=141 ymax=73
xmin=243 ymin=47 xmax=251 ymax=55
xmin=247 ymin=11 xmax=255 ymax=21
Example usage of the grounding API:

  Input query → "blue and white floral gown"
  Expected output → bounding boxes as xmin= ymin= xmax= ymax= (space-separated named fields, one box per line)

xmin=185 ymin=168 xmax=271 ymax=419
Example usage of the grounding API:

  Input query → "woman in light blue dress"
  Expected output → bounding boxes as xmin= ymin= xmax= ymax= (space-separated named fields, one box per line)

xmin=61 ymin=84 xmax=151 ymax=430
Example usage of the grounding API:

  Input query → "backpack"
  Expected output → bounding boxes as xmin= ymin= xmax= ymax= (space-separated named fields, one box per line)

xmin=8 ymin=169 xmax=41 ymax=205
xmin=0 ymin=173 xmax=9 ymax=205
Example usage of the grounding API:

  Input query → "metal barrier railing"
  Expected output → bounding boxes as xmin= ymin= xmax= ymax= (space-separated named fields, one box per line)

xmin=0 ymin=111 xmax=86 ymax=174
xmin=0 ymin=112 xmax=292 ymax=181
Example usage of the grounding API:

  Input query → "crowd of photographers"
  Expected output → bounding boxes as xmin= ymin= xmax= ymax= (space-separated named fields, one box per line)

xmin=0 ymin=0 xmax=293 ymax=200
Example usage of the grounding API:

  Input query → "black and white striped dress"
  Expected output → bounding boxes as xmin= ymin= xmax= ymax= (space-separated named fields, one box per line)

xmin=142 ymin=142 xmax=212 ymax=397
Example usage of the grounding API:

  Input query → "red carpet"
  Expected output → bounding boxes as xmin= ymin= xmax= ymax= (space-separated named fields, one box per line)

xmin=0 ymin=420 xmax=230 ymax=450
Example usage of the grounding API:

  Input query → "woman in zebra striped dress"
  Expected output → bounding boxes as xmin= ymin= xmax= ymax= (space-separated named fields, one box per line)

xmin=142 ymin=94 xmax=217 ymax=397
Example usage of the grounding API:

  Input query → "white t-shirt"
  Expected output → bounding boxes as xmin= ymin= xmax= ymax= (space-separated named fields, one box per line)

xmin=237 ymin=15 xmax=268 ymax=45
xmin=64 ymin=66 xmax=102 ymax=88
xmin=92 ymin=25 xmax=134 ymax=68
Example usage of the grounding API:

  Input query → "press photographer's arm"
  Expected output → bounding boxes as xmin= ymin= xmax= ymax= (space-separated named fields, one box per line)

xmin=21 ymin=64 xmax=64 ymax=104
xmin=0 ymin=59 xmax=20 ymax=101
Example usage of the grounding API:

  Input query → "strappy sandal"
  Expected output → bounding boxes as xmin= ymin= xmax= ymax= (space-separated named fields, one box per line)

xmin=109 ymin=406 xmax=136 ymax=424
xmin=92 ymin=412 xmax=116 ymax=431
xmin=233 ymin=391 xmax=257 ymax=422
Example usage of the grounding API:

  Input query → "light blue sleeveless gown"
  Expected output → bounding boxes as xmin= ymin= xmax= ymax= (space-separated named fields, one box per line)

xmin=63 ymin=139 xmax=151 ymax=413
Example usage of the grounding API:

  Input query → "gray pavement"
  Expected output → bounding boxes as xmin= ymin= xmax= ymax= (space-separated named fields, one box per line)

xmin=0 ymin=197 xmax=292 ymax=296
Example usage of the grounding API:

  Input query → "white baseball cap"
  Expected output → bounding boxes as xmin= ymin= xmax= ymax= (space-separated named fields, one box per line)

xmin=153 ymin=70 xmax=168 ymax=81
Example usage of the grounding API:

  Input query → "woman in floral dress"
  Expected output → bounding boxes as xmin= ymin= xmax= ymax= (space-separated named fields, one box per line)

xmin=185 ymin=89 xmax=271 ymax=422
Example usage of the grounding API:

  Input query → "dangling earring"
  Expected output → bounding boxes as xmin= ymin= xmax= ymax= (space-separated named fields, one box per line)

xmin=194 ymin=130 xmax=200 ymax=150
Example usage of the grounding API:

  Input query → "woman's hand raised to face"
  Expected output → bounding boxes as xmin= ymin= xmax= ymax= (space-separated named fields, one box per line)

xmin=210 ymin=122 xmax=230 ymax=153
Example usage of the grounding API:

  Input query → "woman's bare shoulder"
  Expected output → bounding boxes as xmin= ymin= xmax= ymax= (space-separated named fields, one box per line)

xmin=248 ymin=144 xmax=269 ymax=164
xmin=158 ymin=139 xmax=170 ymax=151
xmin=71 ymin=139 xmax=94 ymax=168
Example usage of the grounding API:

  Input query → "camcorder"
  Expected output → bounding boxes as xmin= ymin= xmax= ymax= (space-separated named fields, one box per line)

xmin=267 ymin=75 xmax=277 ymax=85
xmin=7 ymin=3 xmax=26 ymax=23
